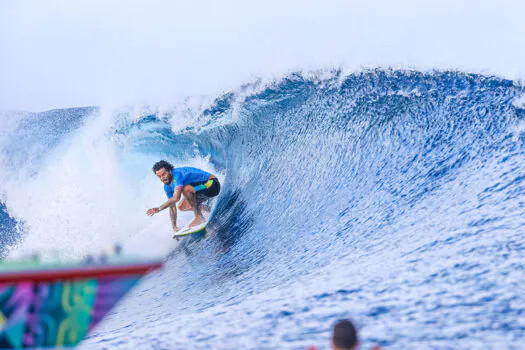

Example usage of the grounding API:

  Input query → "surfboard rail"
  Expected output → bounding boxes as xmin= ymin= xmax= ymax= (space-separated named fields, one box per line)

xmin=172 ymin=222 xmax=207 ymax=238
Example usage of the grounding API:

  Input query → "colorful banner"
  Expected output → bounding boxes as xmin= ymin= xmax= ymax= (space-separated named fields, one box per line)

xmin=0 ymin=260 xmax=162 ymax=349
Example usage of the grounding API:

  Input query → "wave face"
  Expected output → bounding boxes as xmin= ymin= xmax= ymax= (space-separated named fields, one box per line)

xmin=1 ymin=70 xmax=525 ymax=348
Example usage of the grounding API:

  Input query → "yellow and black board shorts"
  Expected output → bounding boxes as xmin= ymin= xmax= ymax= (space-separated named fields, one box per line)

xmin=190 ymin=178 xmax=221 ymax=202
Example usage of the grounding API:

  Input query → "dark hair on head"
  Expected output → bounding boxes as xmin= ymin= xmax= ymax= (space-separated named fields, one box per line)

xmin=332 ymin=319 xmax=358 ymax=349
xmin=152 ymin=160 xmax=174 ymax=173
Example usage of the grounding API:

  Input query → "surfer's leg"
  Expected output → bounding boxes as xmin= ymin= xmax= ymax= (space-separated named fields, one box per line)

xmin=177 ymin=198 xmax=192 ymax=211
xmin=182 ymin=185 xmax=205 ymax=226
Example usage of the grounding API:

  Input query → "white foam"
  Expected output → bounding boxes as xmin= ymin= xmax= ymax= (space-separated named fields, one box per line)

xmin=0 ymin=106 xmax=224 ymax=260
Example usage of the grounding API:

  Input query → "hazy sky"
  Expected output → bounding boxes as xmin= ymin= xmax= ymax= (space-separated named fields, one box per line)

xmin=1 ymin=0 xmax=524 ymax=112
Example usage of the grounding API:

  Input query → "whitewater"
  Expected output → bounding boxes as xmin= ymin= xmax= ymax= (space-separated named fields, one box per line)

xmin=1 ymin=69 xmax=524 ymax=349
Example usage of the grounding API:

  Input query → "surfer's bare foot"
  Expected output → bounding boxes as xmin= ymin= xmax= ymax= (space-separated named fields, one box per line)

xmin=189 ymin=216 xmax=206 ymax=227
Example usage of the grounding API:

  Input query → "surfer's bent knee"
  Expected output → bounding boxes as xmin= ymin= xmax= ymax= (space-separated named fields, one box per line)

xmin=182 ymin=184 xmax=196 ymax=196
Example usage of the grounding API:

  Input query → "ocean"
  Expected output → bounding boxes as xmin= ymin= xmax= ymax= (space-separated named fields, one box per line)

xmin=1 ymin=69 xmax=524 ymax=349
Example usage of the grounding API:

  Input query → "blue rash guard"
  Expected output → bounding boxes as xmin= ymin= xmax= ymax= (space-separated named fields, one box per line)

xmin=164 ymin=167 xmax=211 ymax=199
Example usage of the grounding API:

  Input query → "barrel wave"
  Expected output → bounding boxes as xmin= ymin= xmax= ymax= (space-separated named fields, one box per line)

xmin=1 ymin=69 xmax=524 ymax=348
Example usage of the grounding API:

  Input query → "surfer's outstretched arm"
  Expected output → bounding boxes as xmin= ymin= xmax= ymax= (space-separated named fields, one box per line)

xmin=146 ymin=187 xmax=182 ymax=219
xmin=169 ymin=206 xmax=179 ymax=232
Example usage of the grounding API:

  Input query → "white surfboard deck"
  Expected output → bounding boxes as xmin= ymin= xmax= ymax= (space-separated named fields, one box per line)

xmin=172 ymin=221 xmax=207 ymax=238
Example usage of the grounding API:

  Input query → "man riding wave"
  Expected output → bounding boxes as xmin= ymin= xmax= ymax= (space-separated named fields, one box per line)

xmin=146 ymin=160 xmax=220 ymax=231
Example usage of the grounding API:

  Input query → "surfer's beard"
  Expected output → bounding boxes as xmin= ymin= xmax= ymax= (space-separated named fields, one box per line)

xmin=165 ymin=173 xmax=173 ymax=185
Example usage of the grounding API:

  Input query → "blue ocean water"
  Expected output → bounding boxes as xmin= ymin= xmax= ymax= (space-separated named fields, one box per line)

xmin=1 ymin=70 xmax=524 ymax=349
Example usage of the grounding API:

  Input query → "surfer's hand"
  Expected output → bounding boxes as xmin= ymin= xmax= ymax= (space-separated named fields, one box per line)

xmin=146 ymin=207 xmax=160 ymax=216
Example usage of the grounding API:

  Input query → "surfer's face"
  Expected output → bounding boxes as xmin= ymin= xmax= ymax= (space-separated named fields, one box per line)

xmin=155 ymin=168 xmax=173 ymax=185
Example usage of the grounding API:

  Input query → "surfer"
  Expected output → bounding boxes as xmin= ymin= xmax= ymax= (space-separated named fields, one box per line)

xmin=331 ymin=319 xmax=381 ymax=350
xmin=308 ymin=319 xmax=382 ymax=350
xmin=146 ymin=160 xmax=221 ymax=231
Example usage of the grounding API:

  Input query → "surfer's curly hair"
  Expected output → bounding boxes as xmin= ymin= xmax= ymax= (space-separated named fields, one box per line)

xmin=152 ymin=160 xmax=174 ymax=173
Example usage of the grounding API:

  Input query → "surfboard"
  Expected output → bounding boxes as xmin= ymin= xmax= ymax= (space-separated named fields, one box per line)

xmin=172 ymin=221 xmax=207 ymax=238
